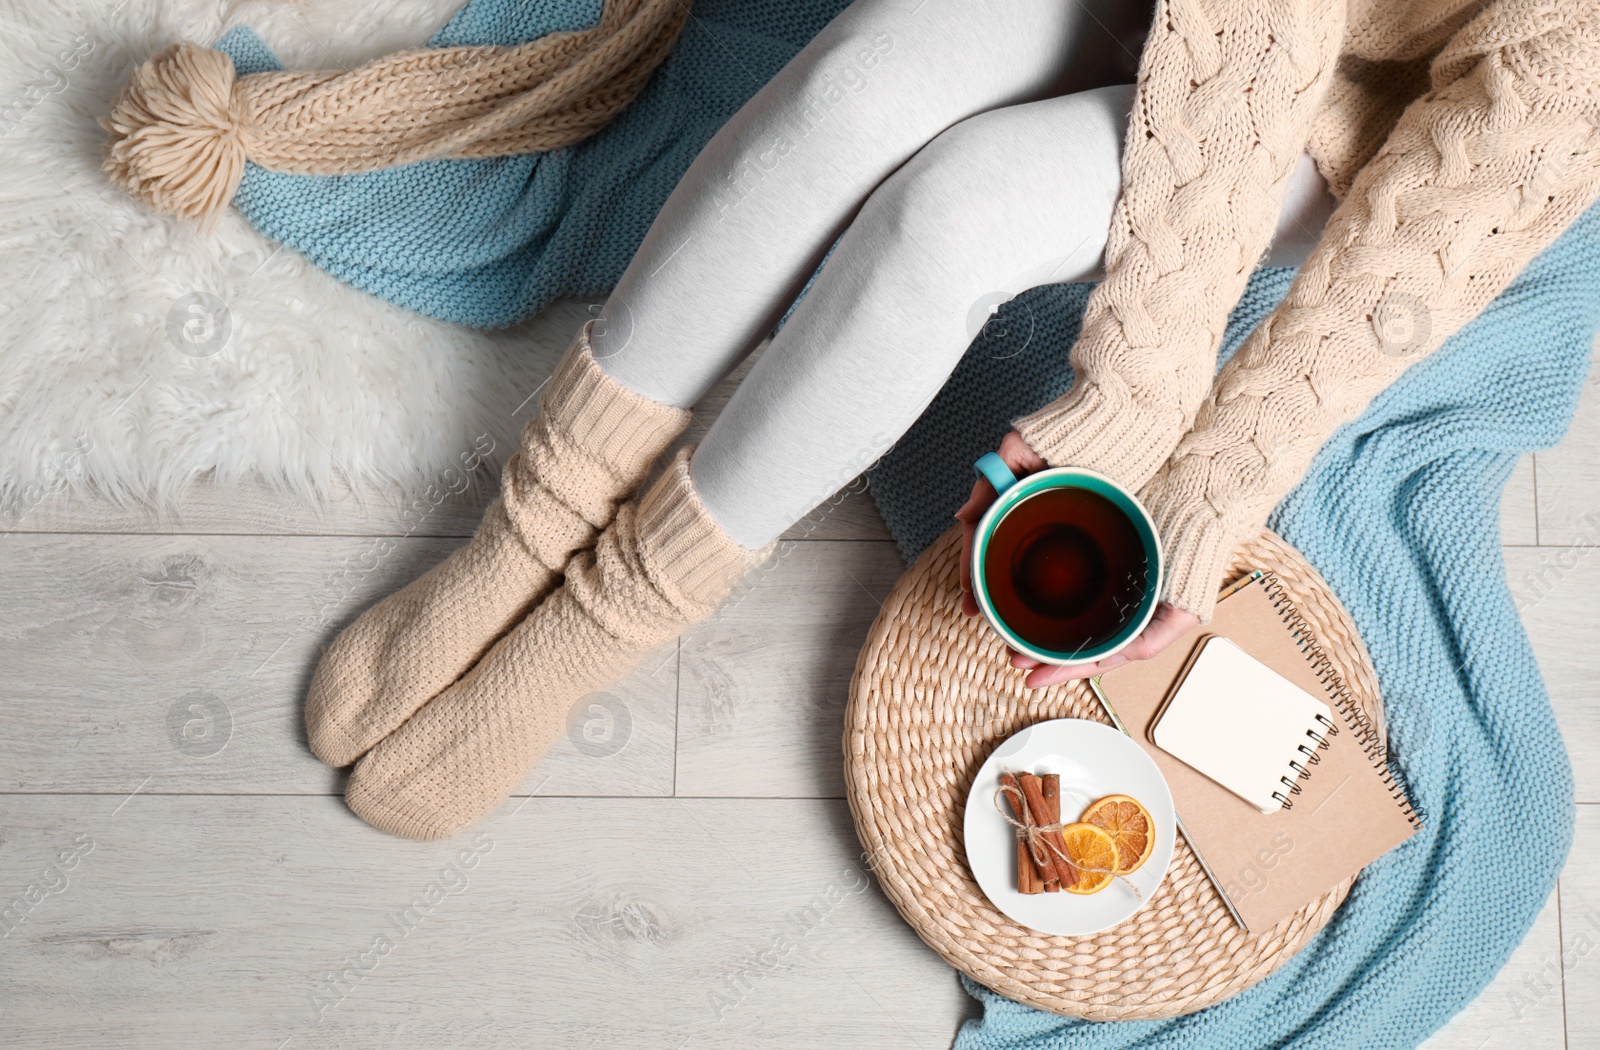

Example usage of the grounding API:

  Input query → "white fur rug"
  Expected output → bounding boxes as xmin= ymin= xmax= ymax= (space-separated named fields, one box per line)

xmin=0 ymin=0 xmax=578 ymax=515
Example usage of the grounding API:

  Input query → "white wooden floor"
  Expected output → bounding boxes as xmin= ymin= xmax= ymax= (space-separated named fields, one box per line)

xmin=2 ymin=325 xmax=1596 ymax=1050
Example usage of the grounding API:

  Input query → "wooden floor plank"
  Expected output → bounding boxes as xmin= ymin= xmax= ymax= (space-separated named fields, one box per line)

xmin=1560 ymin=804 xmax=1600 ymax=1049
xmin=0 ymin=534 xmax=676 ymax=797
xmin=1534 ymin=335 xmax=1600 ymax=548
xmin=0 ymin=795 xmax=973 ymax=1050
xmin=1506 ymin=548 xmax=1600 ymax=805
xmin=5 ymin=465 xmax=890 ymax=543
xmin=676 ymin=541 xmax=905 ymax=800
xmin=7 ymin=472 xmax=501 ymax=539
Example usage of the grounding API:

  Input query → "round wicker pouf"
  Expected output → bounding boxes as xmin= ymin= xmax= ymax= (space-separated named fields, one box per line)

xmin=843 ymin=525 xmax=1385 ymax=1020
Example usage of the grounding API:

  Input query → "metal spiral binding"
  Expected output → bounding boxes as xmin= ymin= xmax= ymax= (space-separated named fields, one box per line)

xmin=1270 ymin=776 xmax=1304 ymax=810
xmin=1270 ymin=731 xmax=1328 ymax=810
xmin=1256 ymin=572 xmax=1422 ymax=829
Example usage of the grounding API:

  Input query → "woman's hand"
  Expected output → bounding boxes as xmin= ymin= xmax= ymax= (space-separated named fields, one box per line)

xmin=954 ymin=430 xmax=1044 ymax=618
xmin=1006 ymin=602 xmax=1198 ymax=687
xmin=954 ymin=429 xmax=1199 ymax=688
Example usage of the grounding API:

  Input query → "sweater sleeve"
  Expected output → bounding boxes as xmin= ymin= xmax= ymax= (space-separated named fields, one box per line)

xmin=1011 ymin=0 xmax=1347 ymax=488
xmin=1139 ymin=0 xmax=1600 ymax=621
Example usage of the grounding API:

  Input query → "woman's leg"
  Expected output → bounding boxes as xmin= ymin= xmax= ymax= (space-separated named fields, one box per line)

xmin=305 ymin=0 xmax=1097 ymax=768
xmin=589 ymin=0 xmax=1099 ymax=409
xmin=339 ymin=85 xmax=1337 ymax=839
xmin=691 ymin=84 xmax=1337 ymax=547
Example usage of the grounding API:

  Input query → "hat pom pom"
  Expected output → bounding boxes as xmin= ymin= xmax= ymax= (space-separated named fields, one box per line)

xmin=101 ymin=42 xmax=246 ymax=228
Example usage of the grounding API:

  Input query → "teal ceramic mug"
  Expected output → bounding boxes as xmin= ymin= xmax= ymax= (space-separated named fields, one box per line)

xmin=969 ymin=453 xmax=1164 ymax=666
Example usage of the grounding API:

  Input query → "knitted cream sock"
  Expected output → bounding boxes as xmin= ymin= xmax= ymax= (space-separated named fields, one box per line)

xmin=304 ymin=320 xmax=691 ymax=768
xmin=343 ymin=447 xmax=771 ymax=840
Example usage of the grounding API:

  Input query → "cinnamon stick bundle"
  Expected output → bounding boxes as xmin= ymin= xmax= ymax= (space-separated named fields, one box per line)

xmin=999 ymin=770 xmax=1081 ymax=895
xmin=1019 ymin=773 xmax=1078 ymax=889
xmin=1000 ymin=773 xmax=1041 ymax=894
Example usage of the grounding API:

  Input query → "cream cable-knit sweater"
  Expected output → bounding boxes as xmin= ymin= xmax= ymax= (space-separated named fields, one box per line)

xmin=1013 ymin=0 xmax=1600 ymax=620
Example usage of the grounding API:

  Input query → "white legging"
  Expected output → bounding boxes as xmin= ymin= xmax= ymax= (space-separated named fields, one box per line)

xmin=590 ymin=0 xmax=1337 ymax=549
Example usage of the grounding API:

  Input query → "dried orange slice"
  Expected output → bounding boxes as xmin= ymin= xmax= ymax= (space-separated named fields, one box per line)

xmin=1057 ymin=822 xmax=1119 ymax=895
xmin=1081 ymin=794 xmax=1155 ymax=875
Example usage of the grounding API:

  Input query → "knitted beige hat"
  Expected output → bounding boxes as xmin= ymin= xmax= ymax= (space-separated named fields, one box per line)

xmin=100 ymin=0 xmax=690 ymax=227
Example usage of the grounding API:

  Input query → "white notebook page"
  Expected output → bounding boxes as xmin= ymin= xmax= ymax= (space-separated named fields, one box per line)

xmin=1151 ymin=636 xmax=1333 ymax=813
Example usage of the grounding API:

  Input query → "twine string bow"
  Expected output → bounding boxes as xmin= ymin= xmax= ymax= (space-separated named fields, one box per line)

xmin=992 ymin=771 xmax=1140 ymax=899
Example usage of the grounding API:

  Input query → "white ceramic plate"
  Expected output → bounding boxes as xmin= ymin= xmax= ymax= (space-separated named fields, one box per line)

xmin=963 ymin=718 xmax=1176 ymax=936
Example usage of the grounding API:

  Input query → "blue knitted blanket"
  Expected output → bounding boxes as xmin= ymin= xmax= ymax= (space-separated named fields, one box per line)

xmin=213 ymin=3 xmax=1595 ymax=1045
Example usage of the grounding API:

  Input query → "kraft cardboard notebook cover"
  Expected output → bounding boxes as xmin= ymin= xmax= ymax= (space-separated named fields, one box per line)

xmin=1091 ymin=573 xmax=1420 ymax=932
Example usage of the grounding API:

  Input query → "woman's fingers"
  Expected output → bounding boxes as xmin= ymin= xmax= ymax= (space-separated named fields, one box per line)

xmin=1017 ymin=603 xmax=1200 ymax=689
xmin=959 ymin=430 xmax=1046 ymax=620
xmin=998 ymin=430 xmax=1047 ymax=474
xmin=1128 ymin=603 xmax=1199 ymax=658
xmin=1024 ymin=653 xmax=1126 ymax=688
xmin=954 ymin=484 xmax=983 ymax=522
xmin=1008 ymin=648 xmax=1041 ymax=669
xmin=957 ymin=476 xmax=995 ymax=617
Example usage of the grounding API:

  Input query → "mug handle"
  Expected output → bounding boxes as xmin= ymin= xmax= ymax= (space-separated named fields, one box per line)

xmin=974 ymin=452 xmax=1018 ymax=497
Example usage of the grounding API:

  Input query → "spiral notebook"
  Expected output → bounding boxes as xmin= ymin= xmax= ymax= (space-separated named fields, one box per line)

xmin=1091 ymin=572 xmax=1420 ymax=933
